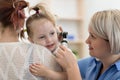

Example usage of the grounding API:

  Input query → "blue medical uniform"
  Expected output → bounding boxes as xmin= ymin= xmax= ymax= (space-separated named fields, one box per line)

xmin=78 ymin=57 xmax=120 ymax=80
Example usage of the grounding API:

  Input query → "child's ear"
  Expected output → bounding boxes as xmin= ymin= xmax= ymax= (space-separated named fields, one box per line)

xmin=56 ymin=25 xmax=63 ymax=42
xmin=58 ymin=26 xmax=63 ymax=32
xmin=56 ymin=25 xmax=63 ymax=33
xmin=28 ymin=37 xmax=34 ymax=43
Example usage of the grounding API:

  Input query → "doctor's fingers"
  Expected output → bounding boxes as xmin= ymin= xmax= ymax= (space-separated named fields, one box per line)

xmin=55 ymin=48 xmax=65 ymax=58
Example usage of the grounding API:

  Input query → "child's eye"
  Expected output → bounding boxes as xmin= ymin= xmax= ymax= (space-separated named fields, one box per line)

xmin=50 ymin=32 xmax=55 ymax=35
xmin=39 ymin=36 xmax=45 ymax=39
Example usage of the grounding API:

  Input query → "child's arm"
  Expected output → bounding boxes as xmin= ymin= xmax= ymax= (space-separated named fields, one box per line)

xmin=29 ymin=63 xmax=67 ymax=80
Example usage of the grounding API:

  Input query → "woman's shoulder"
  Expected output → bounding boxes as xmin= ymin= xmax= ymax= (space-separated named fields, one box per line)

xmin=17 ymin=42 xmax=51 ymax=52
xmin=0 ymin=42 xmax=51 ymax=53
xmin=77 ymin=57 xmax=95 ymax=79
xmin=29 ymin=43 xmax=52 ymax=54
xmin=78 ymin=57 xmax=94 ymax=64
xmin=26 ymin=43 xmax=62 ymax=71
xmin=77 ymin=57 xmax=97 ymax=69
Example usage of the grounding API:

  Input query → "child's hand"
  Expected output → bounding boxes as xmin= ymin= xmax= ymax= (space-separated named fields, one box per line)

xmin=29 ymin=63 xmax=67 ymax=80
xmin=29 ymin=63 xmax=49 ymax=77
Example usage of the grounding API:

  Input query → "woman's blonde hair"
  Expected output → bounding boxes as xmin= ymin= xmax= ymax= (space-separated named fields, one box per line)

xmin=89 ymin=9 xmax=120 ymax=54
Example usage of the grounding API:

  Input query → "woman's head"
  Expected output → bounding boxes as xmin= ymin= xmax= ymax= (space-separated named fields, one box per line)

xmin=26 ymin=3 xmax=59 ymax=52
xmin=87 ymin=9 xmax=120 ymax=57
xmin=0 ymin=0 xmax=28 ymax=30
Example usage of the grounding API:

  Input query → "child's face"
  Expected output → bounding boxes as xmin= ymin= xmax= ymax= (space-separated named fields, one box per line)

xmin=29 ymin=19 xmax=59 ymax=52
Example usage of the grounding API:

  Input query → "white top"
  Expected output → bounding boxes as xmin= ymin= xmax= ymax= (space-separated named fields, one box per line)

xmin=0 ymin=42 xmax=62 ymax=80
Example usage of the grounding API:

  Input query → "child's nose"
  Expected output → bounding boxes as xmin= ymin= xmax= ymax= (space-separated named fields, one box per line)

xmin=46 ymin=37 xmax=52 ymax=42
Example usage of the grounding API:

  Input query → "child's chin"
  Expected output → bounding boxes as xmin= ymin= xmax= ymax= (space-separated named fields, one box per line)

xmin=51 ymin=48 xmax=57 ymax=53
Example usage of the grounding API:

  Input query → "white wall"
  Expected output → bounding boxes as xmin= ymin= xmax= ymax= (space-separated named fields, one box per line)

xmin=26 ymin=0 xmax=120 ymax=57
xmin=84 ymin=0 xmax=120 ymax=30
xmin=27 ymin=0 xmax=120 ymax=19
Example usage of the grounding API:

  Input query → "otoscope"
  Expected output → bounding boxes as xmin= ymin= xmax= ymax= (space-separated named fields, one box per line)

xmin=60 ymin=32 xmax=68 ymax=47
xmin=53 ymin=32 xmax=68 ymax=56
